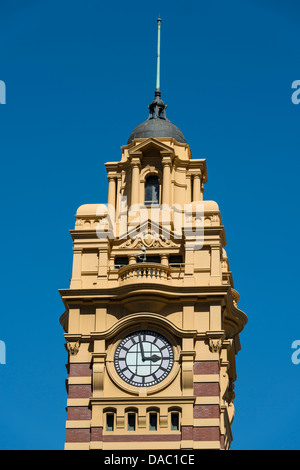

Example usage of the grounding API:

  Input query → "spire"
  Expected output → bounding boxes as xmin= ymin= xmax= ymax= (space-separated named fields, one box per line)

xmin=156 ymin=16 xmax=161 ymax=91
xmin=148 ymin=17 xmax=168 ymax=121
xmin=127 ymin=16 xmax=186 ymax=144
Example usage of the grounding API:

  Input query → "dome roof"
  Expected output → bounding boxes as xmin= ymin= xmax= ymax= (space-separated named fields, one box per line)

xmin=127 ymin=117 xmax=186 ymax=144
xmin=127 ymin=89 xmax=186 ymax=145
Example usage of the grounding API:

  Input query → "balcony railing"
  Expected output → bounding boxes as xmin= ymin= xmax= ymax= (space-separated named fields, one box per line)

xmin=118 ymin=263 xmax=171 ymax=284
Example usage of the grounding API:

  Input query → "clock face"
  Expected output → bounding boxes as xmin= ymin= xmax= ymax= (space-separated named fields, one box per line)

xmin=114 ymin=330 xmax=174 ymax=387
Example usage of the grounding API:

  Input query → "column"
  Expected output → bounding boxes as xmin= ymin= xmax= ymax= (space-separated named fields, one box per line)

xmin=70 ymin=247 xmax=82 ymax=288
xmin=162 ymin=157 xmax=172 ymax=206
xmin=107 ymin=175 xmax=116 ymax=209
xmin=115 ymin=175 xmax=121 ymax=223
xmin=210 ymin=245 xmax=221 ymax=286
xmin=181 ymin=336 xmax=195 ymax=397
xmin=182 ymin=303 xmax=195 ymax=330
xmin=209 ymin=302 xmax=222 ymax=331
xmin=131 ymin=158 xmax=140 ymax=206
xmin=184 ymin=245 xmax=195 ymax=286
xmin=68 ymin=307 xmax=80 ymax=333
xmin=95 ymin=306 xmax=107 ymax=332
xmin=186 ymin=174 xmax=192 ymax=204
xmin=97 ymin=247 xmax=108 ymax=286
xmin=193 ymin=173 xmax=201 ymax=201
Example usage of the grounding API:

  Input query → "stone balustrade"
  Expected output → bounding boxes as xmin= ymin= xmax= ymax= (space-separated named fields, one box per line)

xmin=118 ymin=263 xmax=171 ymax=285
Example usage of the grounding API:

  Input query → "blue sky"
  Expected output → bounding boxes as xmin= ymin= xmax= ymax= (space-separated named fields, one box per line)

xmin=0 ymin=0 xmax=299 ymax=450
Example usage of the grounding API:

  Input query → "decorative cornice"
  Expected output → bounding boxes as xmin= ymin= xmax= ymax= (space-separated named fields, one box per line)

xmin=89 ymin=396 xmax=195 ymax=405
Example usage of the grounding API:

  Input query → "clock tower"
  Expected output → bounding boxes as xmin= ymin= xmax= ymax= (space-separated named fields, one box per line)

xmin=59 ymin=18 xmax=247 ymax=451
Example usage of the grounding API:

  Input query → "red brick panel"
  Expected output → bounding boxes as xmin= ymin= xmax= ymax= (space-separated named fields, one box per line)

xmin=193 ymin=426 xmax=220 ymax=441
xmin=193 ymin=382 xmax=219 ymax=396
xmin=67 ymin=406 xmax=92 ymax=420
xmin=194 ymin=361 xmax=219 ymax=374
xmin=91 ymin=427 xmax=103 ymax=441
xmin=182 ymin=426 xmax=220 ymax=442
xmin=65 ymin=428 xmax=90 ymax=443
xmin=193 ymin=405 xmax=220 ymax=419
xmin=181 ymin=426 xmax=193 ymax=440
xmin=69 ymin=363 xmax=92 ymax=377
xmin=68 ymin=384 xmax=92 ymax=398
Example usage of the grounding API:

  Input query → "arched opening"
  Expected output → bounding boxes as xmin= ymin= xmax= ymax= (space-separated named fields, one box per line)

xmin=147 ymin=407 xmax=160 ymax=431
xmin=168 ymin=406 xmax=181 ymax=431
xmin=125 ymin=407 xmax=138 ymax=431
xmin=171 ymin=412 xmax=180 ymax=431
xmin=145 ymin=175 xmax=159 ymax=205
xmin=103 ymin=408 xmax=117 ymax=432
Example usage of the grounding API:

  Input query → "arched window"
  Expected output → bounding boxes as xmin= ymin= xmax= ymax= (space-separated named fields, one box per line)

xmin=106 ymin=413 xmax=114 ymax=431
xmin=145 ymin=175 xmax=159 ymax=205
xmin=103 ymin=408 xmax=116 ymax=432
xmin=168 ymin=407 xmax=181 ymax=431
xmin=127 ymin=412 xmax=136 ymax=431
xmin=149 ymin=412 xmax=158 ymax=431
xmin=125 ymin=407 xmax=138 ymax=431
xmin=147 ymin=407 xmax=160 ymax=431
xmin=171 ymin=412 xmax=180 ymax=431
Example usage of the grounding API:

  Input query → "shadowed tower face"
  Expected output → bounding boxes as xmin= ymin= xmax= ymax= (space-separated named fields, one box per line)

xmin=59 ymin=18 xmax=247 ymax=451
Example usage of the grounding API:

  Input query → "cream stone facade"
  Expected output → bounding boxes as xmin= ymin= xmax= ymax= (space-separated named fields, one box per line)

xmin=59 ymin=134 xmax=247 ymax=450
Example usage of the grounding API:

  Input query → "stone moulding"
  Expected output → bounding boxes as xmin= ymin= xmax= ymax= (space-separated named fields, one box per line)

xmin=90 ymin=312 xmax=198 ymax=341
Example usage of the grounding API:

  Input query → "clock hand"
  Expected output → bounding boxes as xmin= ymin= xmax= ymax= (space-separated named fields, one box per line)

xmin=138 ymin=335 xmax=146 ymax=361
xmin=146 ymin=354 xmax=161 ymax=362
xmin=138 ymin=336 xmax=161 ymax=362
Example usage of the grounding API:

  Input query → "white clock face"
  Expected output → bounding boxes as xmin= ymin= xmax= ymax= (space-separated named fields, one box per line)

xmin=114 ymin=331 xmax=174 ymax=387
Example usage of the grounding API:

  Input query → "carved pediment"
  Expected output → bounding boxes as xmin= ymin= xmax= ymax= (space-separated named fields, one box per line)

xmin=118 ymin=234 xmax=179 ymax=250
xmin=116 ymin=218 xmax=181 ymax=250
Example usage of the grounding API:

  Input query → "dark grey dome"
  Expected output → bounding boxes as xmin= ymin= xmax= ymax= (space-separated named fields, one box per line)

xmin=127 ymin=117 xmax=186 ymax=144
xmin=127 ymin=89 xmax=186 ymax=145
